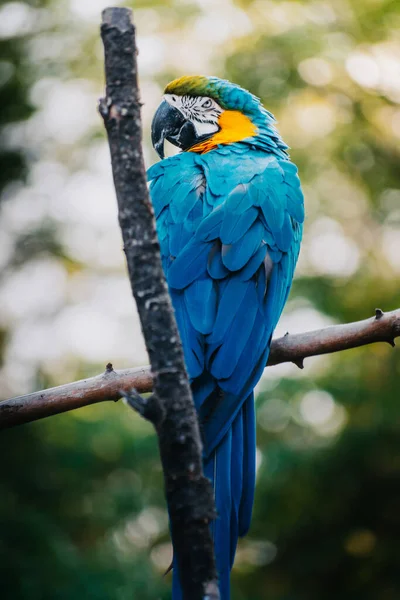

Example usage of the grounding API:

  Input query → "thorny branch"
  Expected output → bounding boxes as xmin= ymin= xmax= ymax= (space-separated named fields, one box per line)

xmin=1 ymin=308 xmax=399 ymax=430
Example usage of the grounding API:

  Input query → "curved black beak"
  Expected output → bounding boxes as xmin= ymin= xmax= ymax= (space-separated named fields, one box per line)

xmin=151 ymin=100 xmax=203 ymax=159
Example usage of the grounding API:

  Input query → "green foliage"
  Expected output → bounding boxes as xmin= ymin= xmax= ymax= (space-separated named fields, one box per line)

xmin=0 ymin=407 xmax=170 ymax=599
xmin=0 ymin=5 xmax=33 ymax=196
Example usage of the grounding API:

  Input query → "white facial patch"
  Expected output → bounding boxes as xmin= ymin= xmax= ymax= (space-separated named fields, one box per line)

xmin=191 ymin=120 xmax=219 ymax=137
xmin=164 ymin=93 xmax=223 ymax=137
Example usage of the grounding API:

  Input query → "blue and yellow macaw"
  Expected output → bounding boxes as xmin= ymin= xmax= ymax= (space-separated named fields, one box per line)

xmin=148 ymin=76 xmax=304 ymax=599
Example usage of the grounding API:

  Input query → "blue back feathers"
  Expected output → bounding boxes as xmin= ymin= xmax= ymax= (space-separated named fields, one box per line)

xmin=148 ymin=147 xmax=303 ymax=455
xmin=148 ymin=80 xmax=304 ymax=599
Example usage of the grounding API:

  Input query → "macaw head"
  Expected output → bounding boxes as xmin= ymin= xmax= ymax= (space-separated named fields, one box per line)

xmin=151 ymin=75 xmax=287 ymax=159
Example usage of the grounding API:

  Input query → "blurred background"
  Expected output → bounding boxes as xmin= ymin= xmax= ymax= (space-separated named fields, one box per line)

xmin=0 ymin=0 xmax=400 ymax=598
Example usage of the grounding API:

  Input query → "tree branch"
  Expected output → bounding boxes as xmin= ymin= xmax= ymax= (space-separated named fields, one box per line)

xmin=97 ymin=8 xmax=218 ymax=599
xmin=1 ymin=308 xmax=398 ymax=430
xmin=267 ymin=306 xmax=399 ymax=368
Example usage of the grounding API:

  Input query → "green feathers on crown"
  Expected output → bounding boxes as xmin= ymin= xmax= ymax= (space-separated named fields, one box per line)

xmin=164 ymin=75 xmax=259 ymax=113
xmin=165 ymin=75 xmax=212 ymax=98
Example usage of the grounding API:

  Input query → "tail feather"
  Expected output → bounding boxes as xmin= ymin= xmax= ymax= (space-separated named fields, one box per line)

xmin=238 ymin=395 xmax=256 ymax=537
xmin=171 ymin=555 xmax=182 ymax=600
xmin=229 ymin=403 xmax=243 ymax=566
xmin=210 ymin=423 xmax=232 ymax=599
xmin=171 ymin=393 xmax=256 ymax=599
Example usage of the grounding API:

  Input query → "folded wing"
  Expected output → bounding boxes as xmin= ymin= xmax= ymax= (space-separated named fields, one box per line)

xmin=148 ymin=151 xmax=304 ymax=455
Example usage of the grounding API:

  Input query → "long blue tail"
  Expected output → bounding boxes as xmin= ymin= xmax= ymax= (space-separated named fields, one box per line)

xmin=172 ymin=393 xmax=256 ymax=599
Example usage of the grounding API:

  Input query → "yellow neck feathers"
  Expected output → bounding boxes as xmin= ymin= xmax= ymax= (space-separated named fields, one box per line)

xmin=189 ymin=110 xmax=257 ymax=154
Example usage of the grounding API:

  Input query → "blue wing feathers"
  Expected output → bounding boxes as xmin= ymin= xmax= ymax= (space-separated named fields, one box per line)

xmin=210 ymin=284 xmax=259 ymax=379
xmin=171 ymin=291 xmax=204 ymax=378
xmin=148 ymin=146 xmax=303 ymax=410
xmin=238 ymin=243 xmax=268 ymax=280
xmin=149 ymin=146 xmax=303 ymax=600
xmin=208 ymin=277 xmax=250 ymax=344
xmin=150 ymin=178 xmax=169 ymax=218
xmin=258 ymin=185 xmax=286 ymax=232
xmin=169 ymin=187 xmax=199 ymax=222
xmin=186 ymin=200 xmax=203 ymax=231
xmin=195 ymin=205 xmax=224 ymax=241
xmin=220 ymin=206 xmax=258 ymax=244
xmin=168 ymin=241 xmax=210 ymax=288
xmin=221 ymin=220 xmax=264 ymax=271
xmin=184 ymin=278 xmax=217 ymax=334
xmin=169 ymin=222 xmax=190 ymax=257
xmin=225 ymin=184 xmax=253 ymax=212
xmin=219 ymin=309 xmax=268 ymax=397
xmin=208 ymin=242 xmax=230 ymax=279
xmin=273 ymin=210 xmax=295 ymax=252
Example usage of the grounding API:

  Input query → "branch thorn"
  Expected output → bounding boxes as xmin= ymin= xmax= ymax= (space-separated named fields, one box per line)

xmin=293 ymin=358 xmax=304 ymax=369
xmin=375 ymin=308 xmax=384 ymax=319
xmin=121 ymin=389 xmax=164 ymax=426
xmin=163 ymin=561 xmax=173 ymax=577
xmin=98 ymin=97 xmax=108 ymax=119
xmin=121 ymin=388 xmax=148 ymax=415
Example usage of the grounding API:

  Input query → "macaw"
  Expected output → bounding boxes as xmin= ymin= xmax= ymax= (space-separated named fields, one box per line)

xmin=148 ymin=76 xmax=304 ymax=599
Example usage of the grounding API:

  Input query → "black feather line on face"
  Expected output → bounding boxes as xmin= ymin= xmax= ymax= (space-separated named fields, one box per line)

xmin=182 ymin=95 xmax=197 ymax=108
xmin=177 ymin=94 xmax=223 ymax=124
xmin=195 ymin=118 xmax=218 ymax=125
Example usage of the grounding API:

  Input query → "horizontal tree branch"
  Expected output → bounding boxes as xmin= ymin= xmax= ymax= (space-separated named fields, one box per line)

xmin=1 ymin=308 xmax=398 ymax=431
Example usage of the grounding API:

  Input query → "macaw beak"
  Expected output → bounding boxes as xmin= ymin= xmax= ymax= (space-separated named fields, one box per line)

xmin=151 ymin=100 xmax=207 ymax=159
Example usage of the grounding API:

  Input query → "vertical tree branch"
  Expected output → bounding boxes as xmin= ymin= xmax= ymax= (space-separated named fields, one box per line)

xmin=98 ymin=7 xmax=219 ymax=600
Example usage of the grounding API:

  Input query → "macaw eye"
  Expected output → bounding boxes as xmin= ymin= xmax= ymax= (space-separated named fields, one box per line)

xmin=202 ymin=98 xmax=213 ymax=109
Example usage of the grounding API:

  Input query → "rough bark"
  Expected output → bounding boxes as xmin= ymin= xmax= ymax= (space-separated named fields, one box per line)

xmin=98 ymin=8 xmax=218 ymax=599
